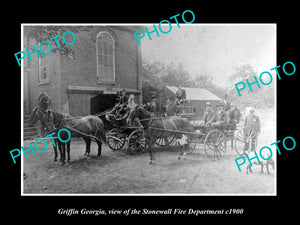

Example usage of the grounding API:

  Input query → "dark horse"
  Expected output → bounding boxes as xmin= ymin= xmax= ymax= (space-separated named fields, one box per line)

xmin=228 ymin=106 xmax=241 ymax=124
xmin=30 ymin=107 xmax=69 ymax=162
xmin=31 ymin=107 xmax=106 ymax=163
xmin=128 ymin=106 xmax=194 ymax=164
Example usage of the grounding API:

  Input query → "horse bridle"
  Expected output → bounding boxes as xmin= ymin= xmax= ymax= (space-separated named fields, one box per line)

xmin=35 ymin=108 xmax=63 ymax=134
xmin=134 ymin=106 xmax=161 ymax=129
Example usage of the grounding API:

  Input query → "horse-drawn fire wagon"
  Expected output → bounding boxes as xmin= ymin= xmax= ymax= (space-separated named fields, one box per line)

xmin=101 ymin=101 xmax=258 ymax=163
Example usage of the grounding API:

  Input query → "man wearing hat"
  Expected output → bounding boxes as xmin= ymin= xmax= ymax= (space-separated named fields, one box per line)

xmin=211 ymin=101 xmax=228 ymax=129
xmin=203 ymin=102 xmax=216 ymax=125
xmin=38 ymin=92 xmax=50 ymax=111
xmin=119 ymin=89 xmax=129 ymax=105
xmin=175 ymin=84 xmax=186 ymax=104
xmin=36 ymin=92 xmax=51 ymax=137
xmin=243 ymin=107 xmax=260 ymax=152
xmin=150 ymin=94 xmax=160 ymax=115
xmin=222 ymin=94 xmax=231 ymax=112
xmin=244 ymin=107 xmax=260 ymax=134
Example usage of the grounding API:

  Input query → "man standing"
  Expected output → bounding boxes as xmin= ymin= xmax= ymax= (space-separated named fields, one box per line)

xmin=36 ymin=92 xmax=51 ymax=137
xmin=175 ymin=85 xmax=186 ymax=104
xmin=244 ymin=107 xmax=260 ymax=152
xmin=38 ymin=92 xmax=50 ymax=111
xmin=244 ymin=107 xmax=260 ymax=134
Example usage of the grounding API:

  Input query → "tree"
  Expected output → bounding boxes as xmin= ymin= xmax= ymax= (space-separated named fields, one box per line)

xmin=141 ymin=59 xmax=226 ymax=103
xmin=194 ymin=73 xmax=213 ymax=88
xmin=228 ymin=64 xmax=275 ymax=108
xmin=23 ymin=26 xmax=90 ymax=60
xmin=159 ymin=61 xmax=194 ymax=87
xmin=229 ymin=64 xmax=257 ymax=83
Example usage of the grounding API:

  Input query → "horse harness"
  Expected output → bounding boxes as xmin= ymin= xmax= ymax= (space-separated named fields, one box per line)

xmin=41 ymin=108 xmax=84 ymax=134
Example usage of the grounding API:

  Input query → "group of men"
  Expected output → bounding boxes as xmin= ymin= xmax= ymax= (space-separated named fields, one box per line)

xmin=202 ymin=95 xmax=231 ymax=130
xmin=105 ymin=89 xmax=138 ymax=126
xmin=202 ymin=94 xmax=260 ymax=133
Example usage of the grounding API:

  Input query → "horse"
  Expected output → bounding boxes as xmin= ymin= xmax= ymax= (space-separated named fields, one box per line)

xmin=127 ymin=106 xmax=195 ymax=164
xmin=45 ymin=109 xmax=106 ymax=159
xmin=31 ymin=107 xmax=106 ymax=163
xmin=228 ymin=106 xmax=241 ymax=124
xmin=30 ymin=107 xmax=69 ymax=162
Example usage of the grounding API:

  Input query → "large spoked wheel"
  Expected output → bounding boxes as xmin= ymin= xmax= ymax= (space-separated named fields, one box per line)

xmin=155 ymin=135 xmax=176 ymax=147
xmin=204 ymin=130 xmax=226 ymax=161
xmin=107 ymin=129 xmax=126 ymax=151
xmin=127 ymin=129 xmax=146 ymax=154
xmin=234 ymin=127 xmax=258 ymax=156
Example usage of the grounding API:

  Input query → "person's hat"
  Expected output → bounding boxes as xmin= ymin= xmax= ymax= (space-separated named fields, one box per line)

xmin=249 ymin=106 xmax=255 ymax=112
xmin=205 ymin=102 xmax=212 ymax=106
xmin=216 ymin=101 xmax=224 ymax=107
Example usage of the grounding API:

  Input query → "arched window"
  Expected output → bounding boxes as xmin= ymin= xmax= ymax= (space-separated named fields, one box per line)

xmin=96 ymin=31 xmax=115 ymax=82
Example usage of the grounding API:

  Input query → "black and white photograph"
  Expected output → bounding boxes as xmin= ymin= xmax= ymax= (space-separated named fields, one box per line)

xmin=3 ymin=4 xmax=299 ymax=221
xmin=21 ymin=24 xmax=277 ymax=195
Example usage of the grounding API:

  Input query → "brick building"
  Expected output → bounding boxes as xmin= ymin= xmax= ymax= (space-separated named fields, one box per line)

xmin=23 ymin=25 xmax=143 ymax=116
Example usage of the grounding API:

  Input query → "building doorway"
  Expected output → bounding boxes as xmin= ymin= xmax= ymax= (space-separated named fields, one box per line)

xmin=90 ymin=94 xmax=117 ymax=115
xmin=90 ymin=94 xmax=117 ymax=130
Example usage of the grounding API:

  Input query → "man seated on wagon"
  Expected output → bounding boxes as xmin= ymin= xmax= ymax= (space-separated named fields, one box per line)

xmin=194 ymin=102 xmax=216 ymax=133
xmin=149 ymin=94 xmax=160 ymax=116
xmin=105 ymin=93 xmax=130 ymax=128
xmin=203 ymin=102 xmax=216 ymax=126
xmin=222 ymin=94 xmax=231 ymax=112
xmin=119 ymin=89 xmax=129 ymax=105
xmin=117 ymin=89 xmax=129 ymax=112
xmin=175 ymin=84 xmax=186 ymax=105
xmin=105 ymin=101 xmax=123 ymax=127
xmin=127 ymin=94 xmax=138 ymax=111
xmin=211 ymin=101 xmax=228 ymax=130
xmin=164 ymin=97 xmax=180 ymax=116
xmin=115 ymin=94 xmax=138 ymax=124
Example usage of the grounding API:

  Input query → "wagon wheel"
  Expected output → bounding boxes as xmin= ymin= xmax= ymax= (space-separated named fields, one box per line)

xmin=204 ymin=130 xmax=226 ymax=160
xmin=234 ymin=127 xmax=258 ymax=156
xmin=155 ymin=135 xmax=176 ymax=147
xmin=127 ymin=129 xmax=146 ymax=154
xmin=107 ymin=129 xmax=126 ymax=151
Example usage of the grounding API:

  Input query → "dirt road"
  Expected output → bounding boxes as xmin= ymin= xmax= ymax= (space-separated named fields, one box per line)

xmin=23 ymin=107 xmax=276 ymax=194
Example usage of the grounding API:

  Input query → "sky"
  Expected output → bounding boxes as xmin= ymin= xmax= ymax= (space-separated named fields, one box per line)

xmin=141 ymin=24 xmax=276 ymax=88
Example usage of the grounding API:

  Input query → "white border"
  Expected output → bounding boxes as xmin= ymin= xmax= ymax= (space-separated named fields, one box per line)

xmin=21 ymin=23 xmax=277 ymax=196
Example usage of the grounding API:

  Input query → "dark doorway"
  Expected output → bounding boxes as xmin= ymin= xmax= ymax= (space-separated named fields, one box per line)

xmin=90 ymin=94 xmax=117 ymax=130
xmin=90 ymin=94 xmax=117 ymax=115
